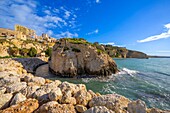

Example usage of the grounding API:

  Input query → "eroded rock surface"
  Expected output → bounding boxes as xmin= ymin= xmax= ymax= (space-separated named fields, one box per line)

xmin=49 ymin=38 xmax=118 ymax=77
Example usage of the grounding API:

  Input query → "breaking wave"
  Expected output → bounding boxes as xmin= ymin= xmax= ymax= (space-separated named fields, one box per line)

xmin=118 ymin=68 xmax=139 ymax=76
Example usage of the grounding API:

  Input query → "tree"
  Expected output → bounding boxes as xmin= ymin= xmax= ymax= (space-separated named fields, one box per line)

xmin=45 ymin=48 xmax=52 ymax=56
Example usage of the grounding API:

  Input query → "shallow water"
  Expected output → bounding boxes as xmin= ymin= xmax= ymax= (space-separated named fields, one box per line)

xmin=50 ymin=58 xmax=170 ymax=110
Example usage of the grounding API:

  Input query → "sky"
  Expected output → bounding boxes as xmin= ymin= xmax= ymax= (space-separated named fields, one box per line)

xmin=0 ymin=0 xmax=170 ymax=56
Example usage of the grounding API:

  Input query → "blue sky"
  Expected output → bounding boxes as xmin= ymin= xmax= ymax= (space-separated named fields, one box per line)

xmin=0 ymin=0 xmax=170 ymax=56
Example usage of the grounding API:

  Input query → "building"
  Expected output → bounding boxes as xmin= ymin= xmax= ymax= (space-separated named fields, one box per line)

xmin=0 ymin=28 xmax=16 ymax=38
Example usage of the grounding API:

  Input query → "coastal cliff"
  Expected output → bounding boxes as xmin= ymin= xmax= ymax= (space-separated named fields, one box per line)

xmin=0 ymin=58 xmax=169 ymax=113
xmin=49 ymin=38 xmax=118 ymax=77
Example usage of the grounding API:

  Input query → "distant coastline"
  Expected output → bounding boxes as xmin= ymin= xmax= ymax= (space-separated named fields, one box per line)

xmin=148 ymin=55 xmax=170 ymax=58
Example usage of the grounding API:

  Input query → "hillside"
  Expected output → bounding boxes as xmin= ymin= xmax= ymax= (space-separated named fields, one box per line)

xmin=0 ymin=37 xmax=148 ymax=59
xmin=0 ymin=38 xmax=55 ymax=58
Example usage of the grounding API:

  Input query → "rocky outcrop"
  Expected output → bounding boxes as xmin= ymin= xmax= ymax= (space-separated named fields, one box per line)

xmin=126 ymin=50 xmax=148 ymax=59
xmin=127 ymin=99 xmax=147 ymax=113
xmin=49 ymin=38 xmax=118 ymax=77
xmin=0 ymin=99 xmax=39 ymax=113
xmin=103 ymin=44 xmax=148 ymax=59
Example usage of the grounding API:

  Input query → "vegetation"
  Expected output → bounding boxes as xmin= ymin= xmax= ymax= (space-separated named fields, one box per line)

xmin=45 ymin=47 xmax=52 ymax=56
xmin=9 ymin=47 xmax=19 ymax=57
xmin=63 ymin=46 xmax=69 ymax=51
xmin=19 ymin=48 xmax=29 ymax=56
xmin=72 ymin=47 xmax=81 ymax=52
xmin=28 ymin=47 xmax=37 ymax=57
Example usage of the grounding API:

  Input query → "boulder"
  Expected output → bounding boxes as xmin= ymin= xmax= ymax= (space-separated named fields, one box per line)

xmin=49 ymin=38 xmax=118 ymax=77
xmin=48 ymin=88 xmax=63 ymax=101
xmin=20 ymin=85 xmax=40 ymax=98
xmin=0 ymin=99 xmax=39 ymax=113
xmin=84 ymin=106 xmax=114 ymax=113
xmin=6 ymin=82 xmax=27 ymax=93
xmin=0 ymin=87 xmax=6 ymax=95
xmin=40 ymin=80 xmax=61 ymax=93
xmin=29 ymin=77 xmax=45 ymax=85
xmin=60 ymin=90 xmax=76 ymax=105
xmin=75 ymin=105 xmax=87 ymax=112
xmin=58 ymin=81 xmax=86 ymax=95
xmin=10 ymin=93 xmax=27 ymax=106
xmin=32 ymin=89 xmax=49 ymax=104
xmin=35 ymin=101 xmax=76 ymax=113
xmin=148 ymin=108 xmax=170 ymax=113
xmin=0 ymin=76 xmax=20 ymax=87
xmin=127 ymin=99 xmax=146 ymax=113
xmin=0 ymin=93 xmax=13 ymax=110
xmin=74 ymin=90 xmax=92 ymax=106
xmin=89 ymin=94 xmax=130 ymax=111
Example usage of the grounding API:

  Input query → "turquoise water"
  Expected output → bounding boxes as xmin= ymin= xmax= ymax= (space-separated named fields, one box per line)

xmin=51 ymin=58 xmax=170 ymax=110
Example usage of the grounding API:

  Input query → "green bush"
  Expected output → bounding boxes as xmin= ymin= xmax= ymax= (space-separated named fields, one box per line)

xmin=28 ymin=47 xmax=37 ymax=57
xmin=72 ymin=48 xmax=81 ymax=52
xmin=20 ymin=48 xmax=29 ymax=56
xmin=9 ymin=47 xmax=19 ymax=57
xmin=45 ymin=48 xmax=52 ymax=56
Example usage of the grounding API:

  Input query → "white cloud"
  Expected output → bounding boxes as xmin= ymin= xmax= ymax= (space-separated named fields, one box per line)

xmin=86 ymin=29 xmax=99 ymax=35
xmin=44 ymin=10 xmax=51 ymax=15
xmin=55 ymin=31 xmax=78 ymax=38
xmin=47 ymin=30 xmax=53 ymax=36
xmin=137 ymin=23 xmax=170 ymax=43
xmin=0 ymin=0 xmax=79 ymax=37
xmin=96 ymin=0 xmax=100 ymax=3
xmin=100 ymin=42 xmax=126 ymax=47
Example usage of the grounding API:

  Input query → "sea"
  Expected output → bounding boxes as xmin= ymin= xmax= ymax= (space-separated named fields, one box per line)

xmin=51 ymin=58 xmax=170 ymax=110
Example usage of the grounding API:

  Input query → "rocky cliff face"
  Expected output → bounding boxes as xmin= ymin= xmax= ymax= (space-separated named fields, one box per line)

xmin=101 ymin=45 xmax=148 ymax=59
xmin=126 ymin=50 xmax=148 ymax=58
xmin=49 ymin=38 xmax=118 ymax=77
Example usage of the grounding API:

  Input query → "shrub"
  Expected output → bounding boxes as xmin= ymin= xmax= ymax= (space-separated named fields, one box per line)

xmin=63 ymin=47 xmax=69 ymax=51
xmin=9 ymin=47 xmax=19 ymax=57
xmin=20 ymin=48 xmax=29 ymax=56
xmin=45 ymin=48 xmax=52 ymax=56
xmin=28 ymin=47 xmax=37 ymax=57
xmin=72 ymin=48 xmax=81 ymax=52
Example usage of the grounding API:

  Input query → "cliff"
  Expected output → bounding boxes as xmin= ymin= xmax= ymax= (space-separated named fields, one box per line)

xmin=49 ymin=38 xmax=118 ymax=77
xmin=95 ymin=44 xmax=148 ymax=59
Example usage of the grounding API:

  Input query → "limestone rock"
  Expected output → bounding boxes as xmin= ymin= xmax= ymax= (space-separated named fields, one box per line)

xmin=75 ymin=105 xmax=87 ymax=112
xmin=127 ymin=99 xmax=146 ymax=113
xmin=32 ymin=89 xmax=49 ymax=104
xmin=48 ymin=88 xmax=63 ymax=101
xmin=10 ymin=93 xmax=27 ymax=106
xmin=88 ymin=90 xmax=97 ymax=98
xmin=74 ymin=90 xmax=92 ymax=106
xmin=40 ymin=80 xmax=61 ymax=93
xmin=6 ymin=82 xmax=27 ymax=93
xmin=0 ymin=99 xmax=39 ymax=113
xmin=35 ymin=101 xmax=76 ymax=113
xmin=29 ymin=77 xmax=45 ymax=85
xmin=0 ymin=87 xmax=6 ymax=95
xmin=60 ymin=90 xmax=76 ymax=105
xmin=89 ymin=94 xmax=130 ymax=111
xmin=59 ymin=81 xmax=86 ymax=94
xmin=49 ymin=38 xmax=118 ymax=77
xmin=0 ymin=76 xmax=20 ymax=87
xmin=148 ymin=108 xmax=170 ymax=113
xmin=84 ymin=106 xmax=115 ymax=113
xmin=0 ymin=93 xmax=13 ymax=110
xmin=20 ymin=85 xmax=40 ymax=98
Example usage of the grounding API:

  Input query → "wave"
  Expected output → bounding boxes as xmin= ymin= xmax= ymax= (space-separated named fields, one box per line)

xmin=118 ymin=68 xmax=139 ymax=76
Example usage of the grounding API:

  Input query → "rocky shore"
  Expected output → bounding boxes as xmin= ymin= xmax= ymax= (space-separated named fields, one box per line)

xmin=0 ymin=58 xmax=169 ymax=113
